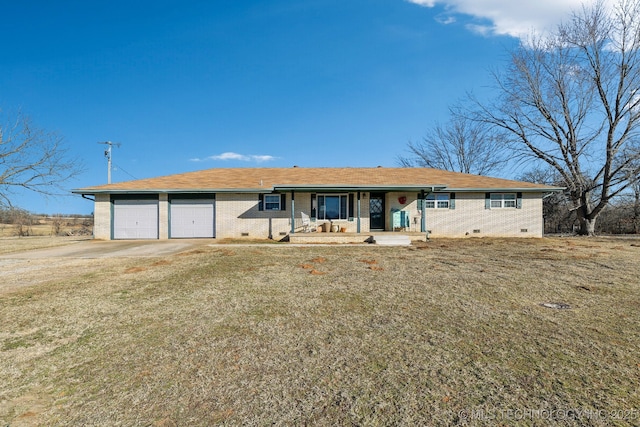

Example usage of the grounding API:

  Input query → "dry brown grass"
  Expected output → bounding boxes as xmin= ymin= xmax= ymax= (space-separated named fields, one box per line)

xmin=1 ymin=237 xmax=640 ymax=426
xmin=0 ymin=236 xmax=91 ymax=255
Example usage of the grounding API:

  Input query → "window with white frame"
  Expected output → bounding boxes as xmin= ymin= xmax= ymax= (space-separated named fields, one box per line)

xmin=317 ymin=194 xmax=349 ymax=220
xmin=264 ymin=194 xmax=282 ymax=210
xmin=490 ymin=193 xmax=516 ymax=208
xmin=425 ymin=193 xmax=450 ymax=209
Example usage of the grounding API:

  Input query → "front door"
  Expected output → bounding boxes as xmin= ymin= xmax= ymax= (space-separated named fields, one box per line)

xmin=369 ymin=193 xmax=385 ymax=230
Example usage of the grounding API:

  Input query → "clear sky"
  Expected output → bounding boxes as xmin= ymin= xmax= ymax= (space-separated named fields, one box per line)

xmin=0 ymin=0 xmax=598 ymax=214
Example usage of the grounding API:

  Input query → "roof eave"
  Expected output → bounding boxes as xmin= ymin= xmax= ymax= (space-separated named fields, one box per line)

xmin=273 ymin=184 xmax=448 ymax=192
xmin=73 ymin=184 xmax=565 ymax=195
xmin=73 ymin=184 xmax=450 ymax=194
xmin=72 ymin=188 xmax=274 ymax=195
xmin=443 ymin=187 xmax=565 ymax=192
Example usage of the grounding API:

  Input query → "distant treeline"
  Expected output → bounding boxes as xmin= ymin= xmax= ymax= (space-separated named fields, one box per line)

xmin=0 ymin=208 xmax=92 ymax=224
xmin=0 ymin=207 xmax=93 ymax=237
xmin=0 ymin=207 xmax=35 ymax=225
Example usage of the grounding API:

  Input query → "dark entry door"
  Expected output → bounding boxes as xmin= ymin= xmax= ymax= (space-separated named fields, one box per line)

xmin=369 ymin=193 xmax=385 ymax=230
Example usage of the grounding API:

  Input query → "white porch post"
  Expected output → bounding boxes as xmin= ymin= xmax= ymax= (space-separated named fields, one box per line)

xmin=420 ymin=189 xmax=427 ymax=233
xmin=290 ymin=190 xmax=295 ymax=234
xmin=357 ymin=191 xmax=361 ymax=233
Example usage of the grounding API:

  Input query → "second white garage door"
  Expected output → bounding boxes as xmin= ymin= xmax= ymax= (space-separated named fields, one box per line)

xmin=170 ymin=199 xmax=215 ymax=238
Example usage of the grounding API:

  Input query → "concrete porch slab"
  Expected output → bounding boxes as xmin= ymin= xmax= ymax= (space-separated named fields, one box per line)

xmin=287 ymin=231 xmax=427 ymax=244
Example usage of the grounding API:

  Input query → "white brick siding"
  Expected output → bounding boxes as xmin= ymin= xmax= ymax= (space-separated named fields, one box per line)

xmin=423 ymin=192 xmax=543 ymax=238
xmin=371 ymin=191 xmax=543 ymax=237
xmin=159 ymin=193 xmax=169 ymax=240
xmin=215 ymin=193 xmax=293 ymax=239
xmin=93 ymin=193 xmax=111 ymax=239
xmin=215 ymin=192 xmax=367 ymax=238
xmin=92 ymin=190 xmax=544 ymax=239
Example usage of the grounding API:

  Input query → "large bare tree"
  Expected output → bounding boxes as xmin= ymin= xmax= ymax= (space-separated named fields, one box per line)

xmin=0 ymin=111 xmax=82 ymax=207
xmin=399 ymin=110 xmax=510 ymax=175
xmin=475 ymin=0 xmax=640 ymax=235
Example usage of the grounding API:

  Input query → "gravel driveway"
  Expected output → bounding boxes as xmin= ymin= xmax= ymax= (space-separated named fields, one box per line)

xmin=0 ymin=239 xmax=211 ymax=294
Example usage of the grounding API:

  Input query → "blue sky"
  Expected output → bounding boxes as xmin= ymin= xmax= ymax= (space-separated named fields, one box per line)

xmin=0 ymin=0 xmax=592 ymax=214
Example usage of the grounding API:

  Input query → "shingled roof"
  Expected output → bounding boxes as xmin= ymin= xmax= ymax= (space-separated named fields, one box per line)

xmin=74 ymin=167 xmax=563 ymax=194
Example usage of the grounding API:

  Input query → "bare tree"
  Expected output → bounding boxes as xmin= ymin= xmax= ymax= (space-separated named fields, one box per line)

xmin=399 ymin=110 xmax=510 ymax=176
xmin=474 ymin=0 xmax=640 ymax=235
xmin=632 ymin=179 xmax=640 ymax=233
xmin=0 ymin=111 xmax=82 ymax=207
xmin=519 ymin=167 xmax=577 ymax=234
xmin=622 ymin=161 xmax=640 ymax=233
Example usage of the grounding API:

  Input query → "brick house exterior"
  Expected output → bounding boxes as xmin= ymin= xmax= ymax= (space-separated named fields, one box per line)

xmin=73 ymin=167 xmax=562 ymax=240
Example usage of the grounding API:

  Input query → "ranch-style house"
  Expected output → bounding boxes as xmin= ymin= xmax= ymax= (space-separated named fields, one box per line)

xmin=73 ymin=167 xmax=562 ymax=241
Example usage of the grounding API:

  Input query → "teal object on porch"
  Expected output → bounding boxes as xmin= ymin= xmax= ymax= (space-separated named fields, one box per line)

xmin=391 ymin=209 xmax=410 ymax=230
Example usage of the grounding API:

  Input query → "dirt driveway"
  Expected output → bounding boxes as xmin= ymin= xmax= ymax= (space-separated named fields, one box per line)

xmin=0 ymin=238 xmax=212 ymax=295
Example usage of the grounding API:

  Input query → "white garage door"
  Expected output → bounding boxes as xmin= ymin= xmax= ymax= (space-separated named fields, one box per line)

xmin=113 ymin=199 xmax=159 ymax=239
xmin=170 ymin=199 xmax=215 ymax=238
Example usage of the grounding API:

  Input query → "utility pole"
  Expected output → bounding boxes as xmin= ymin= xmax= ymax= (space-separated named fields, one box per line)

xmin=98 ymin=141 xmax=120 ymax=184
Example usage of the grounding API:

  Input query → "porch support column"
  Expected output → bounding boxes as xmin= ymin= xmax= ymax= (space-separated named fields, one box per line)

xmin=420 ymin=189 xmax=427 ymax=233
xmin=290 ymin=190 xmax=296 ymax=234
xmin=357 ymin=191 xmax=361 ymax=233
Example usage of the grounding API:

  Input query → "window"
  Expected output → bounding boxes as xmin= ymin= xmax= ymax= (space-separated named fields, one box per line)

xmin=490 ymin=193 xmax=516 ymax=208
xmin=264 ymin=195 xmax=281 ymax=210
xmin=425 ymin=193 xmax=450 ymax=209
xmin=259 ymin=194 xmax=286 ymax=211
xmin=317 ymin=194 xmax=349 ymax=220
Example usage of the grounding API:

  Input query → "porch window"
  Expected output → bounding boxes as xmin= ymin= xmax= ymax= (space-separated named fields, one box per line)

xmin=317 ymin=194 xmax=349 ymax=220
xmin=425 ymin=193 xmax=450 ymax=209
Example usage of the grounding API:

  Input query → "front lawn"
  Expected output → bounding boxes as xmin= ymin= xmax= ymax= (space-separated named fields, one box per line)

xmin=1 ymin=238 xmax=639 ymax=426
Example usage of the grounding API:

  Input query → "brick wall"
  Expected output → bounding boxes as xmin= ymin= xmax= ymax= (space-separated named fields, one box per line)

xmin=215 ymin=193 xmax=292 ymax=239
xmin=93 ymin=193 xmax=111 ymax=239
xmin=93 ymin=190 xmax=544 ymax=240
xmin=216 ymin=193 xmax=369 ymax=240
xmin=370 ymin=191 xmax=543 ymax=237
xmin=214 ymin=192 xmax=371 ymax=238
xmin=159 ymin=193 xmax=169 ymax=239
xmin=422 ymin=192 xmax=543 ymax=238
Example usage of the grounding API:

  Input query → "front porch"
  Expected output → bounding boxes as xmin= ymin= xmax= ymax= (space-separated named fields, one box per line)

xmin=287 ymin=231 xmax=428 ymax=244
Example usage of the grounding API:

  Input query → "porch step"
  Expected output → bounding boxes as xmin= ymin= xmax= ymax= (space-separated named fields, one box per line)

xmin=372 ymin=234 xmax=412 ymax=246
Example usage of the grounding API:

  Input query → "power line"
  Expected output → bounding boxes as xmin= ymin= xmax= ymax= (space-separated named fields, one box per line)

xmin=113 ymin=163 xmax=138 ymax=181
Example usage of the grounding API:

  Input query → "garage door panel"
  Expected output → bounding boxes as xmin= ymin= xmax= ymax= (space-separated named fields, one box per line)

xmin=113 ymin=200 xmax=159 ymax=239
xmin=170 ymin=199 xmax=215 ymax=238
